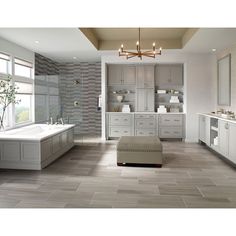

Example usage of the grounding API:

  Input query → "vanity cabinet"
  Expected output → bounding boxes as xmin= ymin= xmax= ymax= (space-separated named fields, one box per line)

xmin=108 ymin=64 xmax=136 ymax=85
xmin=155 ymin=64 xmax=183 ymax=86
xmin=218 ymin=120 xmax=229 ymax=157
xmin=136 ymin=88 xmax=154 ymax=112
xmin=228 ymin=123 xmax=236 ymax=163
xmin=199 ymin=114 xmax=236 ymax=166
xmin=136 ymin=65 xmax=155 ymax=88
xmin=199 ymin=114 xmax=210 ymax=146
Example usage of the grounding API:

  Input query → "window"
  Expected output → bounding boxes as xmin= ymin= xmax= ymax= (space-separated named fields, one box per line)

xmin=15 ymin=94 xmax=31 ymax=124
xmin=0 ymin=52 xmax=10 ymax=74
xmin=14 ymin=58 xmax=32 ymax=78
xmin=14 ymin=82 xmax=33 ymax=124
xmin=0 ymin=54 xmax=34 ymax=129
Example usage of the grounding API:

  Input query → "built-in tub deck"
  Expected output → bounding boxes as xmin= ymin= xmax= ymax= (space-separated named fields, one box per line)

xmin=0 ymin=124 xmax=75 ymax=170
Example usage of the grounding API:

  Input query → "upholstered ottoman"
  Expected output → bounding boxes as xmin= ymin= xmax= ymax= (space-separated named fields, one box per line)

xmin=117 ymin=136 xmax=163 ymax=167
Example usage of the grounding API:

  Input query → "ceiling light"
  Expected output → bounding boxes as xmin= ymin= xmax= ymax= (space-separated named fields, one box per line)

xmin=35 ymin=40 xmax=39 ymax=44
xmin=118 ymin=28 xmax=162 ymax=60
xmin=73 ymin=56 xmax=77 ymax=59
xmin=212 ymin=48 xmax=216 ymax=52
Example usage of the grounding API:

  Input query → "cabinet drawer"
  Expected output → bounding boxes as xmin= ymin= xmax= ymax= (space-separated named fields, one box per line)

xmin=109 ymin=127 xmax=132 ymax=137
xmin=135 ymin=119 xmax=156 ymax=129
xmin=135 ymin=129 xmax=156 ymax=136
xmin=159 ymin=127 xmax=183 ymax=138
xmin=109 ymin=114 xmax=132 ymax=126
xmin=159 ymin=115 xmax=183 ymax=126
xmin=135 ymin=114 xmax=155 ymax=119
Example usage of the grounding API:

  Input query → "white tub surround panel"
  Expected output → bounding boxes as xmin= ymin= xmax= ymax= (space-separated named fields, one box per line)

xmin=0 ymin=124 xmax=75 ymax=170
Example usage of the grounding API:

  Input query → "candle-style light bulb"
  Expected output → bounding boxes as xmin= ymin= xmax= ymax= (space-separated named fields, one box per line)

xmin=153 ymin=42 xmax=156 ymax=51
xmin=136 ymin=41 xmax=139 ymax=46
xmin=160 ymin=47 xmax=162 ymax=51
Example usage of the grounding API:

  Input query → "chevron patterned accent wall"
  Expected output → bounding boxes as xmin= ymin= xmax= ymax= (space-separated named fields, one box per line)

xmin=35 ymin=53 xmax=101 ymax=136
xmin=35 ymin=53 xmax=59 ymax=75
xmin=59 ymin=62 xmax=101 ymax=136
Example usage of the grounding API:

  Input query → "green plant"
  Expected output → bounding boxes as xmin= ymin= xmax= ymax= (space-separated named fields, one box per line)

xmin=0 ymin=75 xmax=20 ymax=130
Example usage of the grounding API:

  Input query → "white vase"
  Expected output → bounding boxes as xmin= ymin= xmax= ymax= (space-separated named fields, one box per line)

xmin=117 ymin=95 xmax=123 ymax=103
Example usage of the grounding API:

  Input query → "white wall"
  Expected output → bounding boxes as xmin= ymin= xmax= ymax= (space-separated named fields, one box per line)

xmin=0 ymin=36 xmax=34 ymax=63
xmin=101 ymin=52 xmax=215 ymax=142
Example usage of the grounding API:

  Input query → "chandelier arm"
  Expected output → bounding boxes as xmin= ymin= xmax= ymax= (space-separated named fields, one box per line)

xmin=141 ymin=53 xmax=156 ymax=58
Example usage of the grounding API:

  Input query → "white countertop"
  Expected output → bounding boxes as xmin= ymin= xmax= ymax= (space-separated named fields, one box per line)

xmin=106 ymin=112 xmax=185 ymax=115
xmin=0 ymin=124 xmax=76 ymax=141
xmin=198 ymin=113 xmax=236 ymax=124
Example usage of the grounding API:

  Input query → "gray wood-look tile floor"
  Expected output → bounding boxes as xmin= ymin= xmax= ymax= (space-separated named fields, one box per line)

xmin=1 ymin=140 xmax=236 ymax=208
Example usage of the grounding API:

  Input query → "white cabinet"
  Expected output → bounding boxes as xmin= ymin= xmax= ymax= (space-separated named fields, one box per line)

xmin=123 ymin=65 xmax=136 ymax=85
xmin=156 ymin=64 xmax=183 ymax=86
xmin=136 ymin=88 xmax=154 ymax=112
xmin=228 ymin=123 xmax=236 ymax=163
xmin=107 ymin=113 xmax=134 ymax=138
xmin=108 ymin=65 xmax=123 ymax=85
xmin=199 ymin=115 xmax=210 ymax=145
xmin=108 ymin=65 xmax=136 ymax=85
xmin=159 ymin=114 xmax=185 ymax=139
xmin=134 ymin=114 xmax=156 ymax=136
xmin=137 ymin=65 xmax=154 ymax=88
xmin=218 ymin=120 xmax=229 ymax=157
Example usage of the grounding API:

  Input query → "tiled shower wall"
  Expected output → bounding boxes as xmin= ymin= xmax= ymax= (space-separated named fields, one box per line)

xmin=35 ymin=53 xmax=101 ymax=136
xmin=59 ymin=62 xmax=101 ymax=136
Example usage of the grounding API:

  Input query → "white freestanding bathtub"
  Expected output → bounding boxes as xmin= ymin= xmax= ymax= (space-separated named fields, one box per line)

xmin=0 ymin=124 xmax=75 ymax=170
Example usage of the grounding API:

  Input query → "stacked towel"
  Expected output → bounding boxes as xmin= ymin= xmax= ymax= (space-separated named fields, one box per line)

xmin=157 ymin=105 xmax=167 ymax=113
xmin=170 ymin=96 xmax=180 ymax=103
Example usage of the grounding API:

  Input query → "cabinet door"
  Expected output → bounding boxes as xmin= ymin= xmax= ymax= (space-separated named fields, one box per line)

xmin=170 ymin=64 xmax=183 ymax=85
xmin=205 ymin=116 xmax=211 ymax=146
xmin=136 ymin=89 xmax=146 ymax=111
xmin=144 ymin=65 xmax=155 ymax=88
xmin=199 ymin=115 xmax=206 ymax=142
xmin=218 ymin=120 xmax=229 ymax=157
xmin=146 ymin=88 xmax=154 ymax=112
xmin=228 ymin=123 xmax=236 ymax=163
xmin=137 ymin=65 xmax=154 ymax=88
xmin=108 ymin=65 xmax=122 ymax=85
xmin=155 ymin=65 xmax=171 ymax=86
xmin=136 ymin=66 xmax=145 ymax=88
xmin=123 ymin=65 xmax=136 ymax=85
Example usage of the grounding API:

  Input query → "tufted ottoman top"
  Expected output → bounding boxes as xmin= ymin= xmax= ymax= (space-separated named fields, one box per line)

xmin=117 ymin=136 xmax=162 ymax=152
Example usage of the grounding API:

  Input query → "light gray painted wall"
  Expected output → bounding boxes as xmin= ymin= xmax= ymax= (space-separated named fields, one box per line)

xmin=0 ymin=36 xmax=34 ymax=63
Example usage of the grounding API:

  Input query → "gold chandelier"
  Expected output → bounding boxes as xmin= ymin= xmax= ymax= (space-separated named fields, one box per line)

xmin=118 ymin=28 xmax=162 ymax=60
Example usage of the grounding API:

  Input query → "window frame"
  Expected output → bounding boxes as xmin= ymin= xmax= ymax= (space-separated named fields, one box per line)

xmin=0 ymin=52 xmax=35 ymax=130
